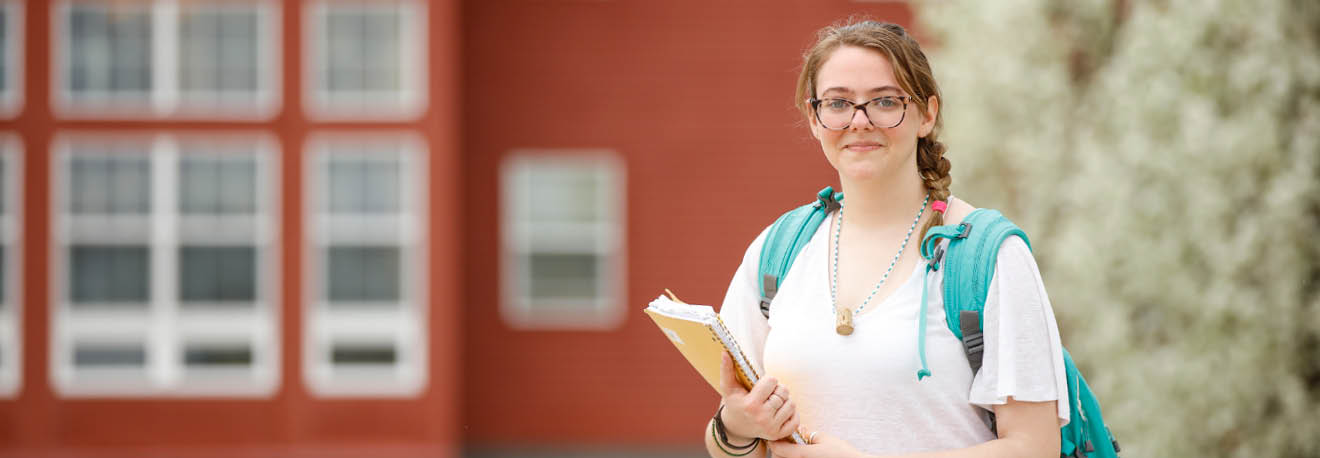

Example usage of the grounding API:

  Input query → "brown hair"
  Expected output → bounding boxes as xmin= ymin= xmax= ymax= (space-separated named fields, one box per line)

xmin=795 ymin=20 xmax=952 ymax=240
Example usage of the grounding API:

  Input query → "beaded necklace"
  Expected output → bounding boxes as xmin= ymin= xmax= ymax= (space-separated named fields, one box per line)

xmin=830 ymin=194 xmax=929 ymax=335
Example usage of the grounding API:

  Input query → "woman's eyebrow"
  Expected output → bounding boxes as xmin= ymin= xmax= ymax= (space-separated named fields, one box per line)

xmin=868 ymin=86 xmax=903 ymax=95
xmin=819 ymin=87 xmax=854 ymax=96
xmin=820 ymin=86 xmax=903 ymax=96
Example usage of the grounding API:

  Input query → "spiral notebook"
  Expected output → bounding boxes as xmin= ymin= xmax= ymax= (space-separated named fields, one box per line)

xmin=644 ymin=291 xmax=805 ymax=445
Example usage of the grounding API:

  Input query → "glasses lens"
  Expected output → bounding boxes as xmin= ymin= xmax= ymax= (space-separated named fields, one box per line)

xmin=865 ymin=97 xmax=905 ymax=128
xmin=816 ymin=99 xmax=855 ymax=129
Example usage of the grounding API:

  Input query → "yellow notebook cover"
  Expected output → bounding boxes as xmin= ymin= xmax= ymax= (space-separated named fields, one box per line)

xmin=645 ymin=292 xmax=807 ymax=445
xmin=643 ymin=293 xmax=759 ymax=393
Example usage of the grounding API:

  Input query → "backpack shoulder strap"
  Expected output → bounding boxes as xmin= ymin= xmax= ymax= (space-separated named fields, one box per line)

xmin=916 ymin=208 xmax=1031 ymax=434
xmin=919 ymin=209 xmax=1032 ymax=368
xmin=756 ymin=186 xmax=841 ymax=318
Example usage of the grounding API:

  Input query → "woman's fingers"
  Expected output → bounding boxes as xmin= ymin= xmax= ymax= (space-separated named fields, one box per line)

xmin=776 ymin=409 xmax=799 ymax=439
xmin=771 ymin=397 xmax=795 ymax=427
xmin=748 ymin=375 xmax=778 ymax=403
xmin=718 ymin=352 xmax=747 ymax=397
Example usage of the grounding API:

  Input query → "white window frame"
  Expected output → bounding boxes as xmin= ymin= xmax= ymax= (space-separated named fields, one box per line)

xmin=302 ymin=0 xmax=427 ymax=121
xmin=49 ymin=132 xmax=280 ymax=397
xmin=0 ymin=135 xmax=22 ymax=397
xmin=0 ymin=1 xmax=24 ymax=119
xmin=499 ymin=151 xmax=626 ymax=331
xmin=51 ymin=0 xmax=281 ymax=120
xmin=304 ymin=132 xmax=426 ymax=397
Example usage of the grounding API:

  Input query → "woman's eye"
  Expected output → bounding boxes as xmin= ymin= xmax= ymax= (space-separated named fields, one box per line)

xmin=875 ymin=97 xmax=900 ymax=109
xmin=825 ymin=99 xmax=851 ymax=110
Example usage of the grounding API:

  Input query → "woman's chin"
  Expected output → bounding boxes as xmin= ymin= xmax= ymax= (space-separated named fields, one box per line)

xmin=836 ymin=162 xmax=887 ymax=182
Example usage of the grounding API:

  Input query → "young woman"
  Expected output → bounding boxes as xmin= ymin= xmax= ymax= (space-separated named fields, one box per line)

xmin=703 ymin=21 xmax=1069 ymax=458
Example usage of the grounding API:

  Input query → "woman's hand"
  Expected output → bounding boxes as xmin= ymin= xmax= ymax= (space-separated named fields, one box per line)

xmin=768 ymin=429 xmax=865 ymax=458
xmin=717 ymin=352 xmax=799 ymax=441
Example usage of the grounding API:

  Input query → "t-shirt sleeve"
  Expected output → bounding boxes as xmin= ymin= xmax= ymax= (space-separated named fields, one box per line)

xmin=967 ymin=236 xmax=1071 ymax=427
xmin=717 ymin=226 xmax=773 ymax=378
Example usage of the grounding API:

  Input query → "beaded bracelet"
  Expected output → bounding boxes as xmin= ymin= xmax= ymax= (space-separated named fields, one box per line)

xmin=712 ymin=405 xmax=760 ymax=456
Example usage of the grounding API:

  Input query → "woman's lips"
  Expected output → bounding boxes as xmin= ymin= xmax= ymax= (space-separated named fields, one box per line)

xmin=844 ymin=143 xmax=883 ymax=152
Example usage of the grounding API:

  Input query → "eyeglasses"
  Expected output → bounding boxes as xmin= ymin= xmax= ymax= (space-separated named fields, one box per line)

xmin=808 ymin=95 xmax=911 ymax=130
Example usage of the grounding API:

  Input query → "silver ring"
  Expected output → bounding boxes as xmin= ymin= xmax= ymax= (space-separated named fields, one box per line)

xmin=808 ymin=431 xmax=819 ymax=444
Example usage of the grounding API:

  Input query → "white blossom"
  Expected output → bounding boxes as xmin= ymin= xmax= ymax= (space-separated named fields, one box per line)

xmin=917 ymin=0 xmax=1320 ymax=455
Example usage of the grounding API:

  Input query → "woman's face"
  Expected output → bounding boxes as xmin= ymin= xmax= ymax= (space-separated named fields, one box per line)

xmin=809 ymin=45 xmax=937 ymax=182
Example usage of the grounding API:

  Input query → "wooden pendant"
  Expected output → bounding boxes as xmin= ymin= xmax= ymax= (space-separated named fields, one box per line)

xmin=836 ymin=308 xmax=854 ymax=335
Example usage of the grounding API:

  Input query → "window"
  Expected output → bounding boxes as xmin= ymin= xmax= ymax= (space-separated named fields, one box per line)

xmin=51 ymin=133 xmax=279 ymax=397
xmin=304 ymin=0 xmax=426 ymax=120
xmin=500 ymin=152 xmax=626 ymax=330
xmin=305 ymin=133 xmax=426 ymax=397
xmin=54 ymin=0 xmax=280 ymax=118
xmin=176 ymin=1 xmax=280 ymax=114
xmin=0 ymin=1 xmax=23 ymax=118
xmin=0 ymin=136 xmax=20 ymax=397
xmin=59 ymin=1 xmax=153 ymax=108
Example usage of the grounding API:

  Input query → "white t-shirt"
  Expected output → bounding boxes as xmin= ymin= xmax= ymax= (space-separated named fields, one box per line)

xmin=718 ymin=213 xmax=1070 ymax=456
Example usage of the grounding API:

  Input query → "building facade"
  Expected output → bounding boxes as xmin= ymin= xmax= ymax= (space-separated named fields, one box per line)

xmin=0 ymin=0 xmax=912 ymax=456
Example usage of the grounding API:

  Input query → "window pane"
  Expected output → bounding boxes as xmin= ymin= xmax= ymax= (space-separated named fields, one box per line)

xmin=179 ymin=8 xmax=219 ymax=93
xmin=180 ymin=6 xmax=259 ymax=95
xmin=70 ymin=156 xmax=107 ymax=213
xmin=528 ymin=253 xmax=599 ymax=300
xmin=179 ymin=156 xmax=256 ymax=214
xmin=70 ymin=245 xmax=149 ymax=304
xmin=179 ymin=156 xmax=219 ymax=213
xmin=111 ymin=156 xmax=150 ymax=213
xmin=324 ymin=5 xmax=402 ymax=93
xmin=219 ymin=10 xmax=258 ymax=92
xmin=363 ymin=159 xmax=400 ymax=212
xmin=331 ymin=343 xmax=395 ymax=365
xmin=0 ymin=9 xmax=7 ymax=93
xmin=68 ymin=6 xmax=105 ymax=92
xmin=111 ymin=12 xmax=151 ymax=91
xmin=325 ymin=9 xmax=364 ymax=92
xmin=70 ymin=156 xmax=150 ymax=214
xmin=0 ymin=245 xmax=5 ymax=308
xmin=184 ymin=344 xmax=252 ymax=367
xmin=74 ymin=343 xmax=145 ymax=367
xmin=362 ymin=10 xmax=399 ymax=92
xmin=179 ymin=246 xmax=256 ymax=303
xmin=67 ymin=4 xmax=152 ymax=95
xmin=529 ymin=165 xmax=600 ymax=223
xmin=326 ymin=245 xmax=399 ymax=302
xmin=327 ymin=157 xmax=399 ymax=214
xmin=220 ymin=158 xmax=257 ymax=213
xmin=327 ymin=158 xmax=362 ymax=212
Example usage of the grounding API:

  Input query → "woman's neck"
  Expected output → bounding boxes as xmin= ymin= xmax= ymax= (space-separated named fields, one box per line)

xmin=838 ymin=170 xmax=928 ymax=231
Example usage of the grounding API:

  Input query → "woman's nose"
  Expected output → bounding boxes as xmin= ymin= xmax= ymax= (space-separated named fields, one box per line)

xmin=848 ymin=107 xmax=875 ymax=131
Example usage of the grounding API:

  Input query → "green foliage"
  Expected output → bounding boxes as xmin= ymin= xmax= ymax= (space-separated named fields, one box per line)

xmin=917 ymin=0 xmax=1320 ymax=456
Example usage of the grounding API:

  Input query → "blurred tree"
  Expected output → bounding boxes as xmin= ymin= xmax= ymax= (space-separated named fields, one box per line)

xmin=917 ymin=0 xmax=1320 ymax=456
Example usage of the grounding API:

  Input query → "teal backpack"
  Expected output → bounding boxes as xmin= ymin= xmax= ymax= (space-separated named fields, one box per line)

xmin=756 ymin=187 xmax=1120 ymax=458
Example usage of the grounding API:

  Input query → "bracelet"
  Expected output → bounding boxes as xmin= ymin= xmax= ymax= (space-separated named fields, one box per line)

xmin=712 ymin=419 xmax=760 ymax=456
xmin=712 ymin=405 xmax=761 ymax=455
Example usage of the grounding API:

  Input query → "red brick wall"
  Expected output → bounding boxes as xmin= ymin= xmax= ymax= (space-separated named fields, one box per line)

xmin=0 ymin=0 xmax=465 ymax=455
xmin=462 ymin=0 xmax=912 ymax=447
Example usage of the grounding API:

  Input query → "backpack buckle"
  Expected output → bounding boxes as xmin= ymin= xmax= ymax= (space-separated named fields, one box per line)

xmin=955 ymin=222 xmax=972 ymax=239
xmin=929 ymin=245 xmax=945 ymax=271
xmin=814 ymin=187 xmax=842 ymax=212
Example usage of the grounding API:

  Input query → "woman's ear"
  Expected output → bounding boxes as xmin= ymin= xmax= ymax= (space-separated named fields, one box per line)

xmin=919 ymin=95 xmax=940 ymax=138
